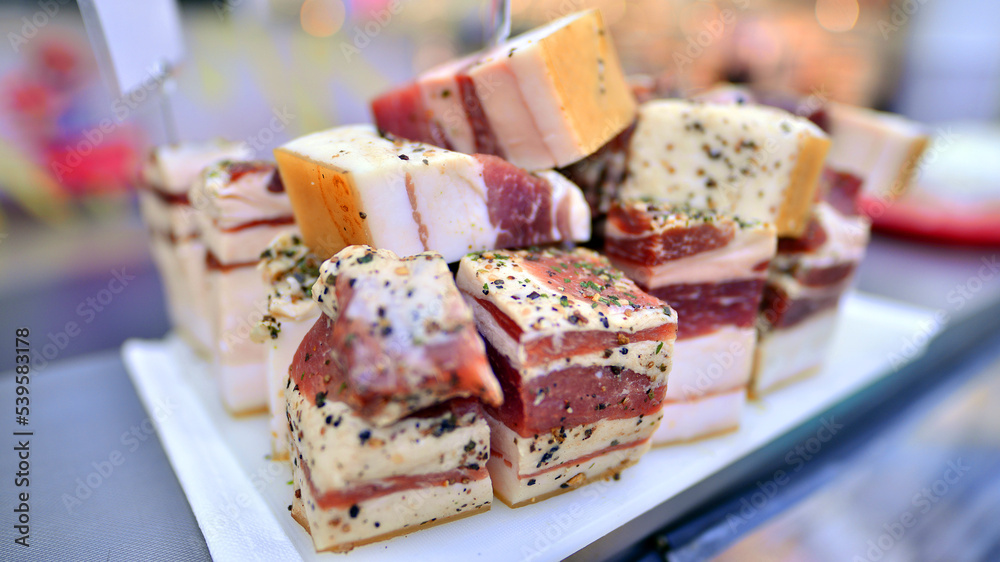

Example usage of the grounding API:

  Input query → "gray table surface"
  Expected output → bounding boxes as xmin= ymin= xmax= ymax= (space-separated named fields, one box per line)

xmin=1 ymin=233 xmax=998 ymax=562
xmin=0 ymin=352 xmax=211 ymax=562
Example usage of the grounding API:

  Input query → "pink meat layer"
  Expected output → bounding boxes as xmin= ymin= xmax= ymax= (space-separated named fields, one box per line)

xmin=484 ymin=343 xmax=666 ymax=437
xmin=644 ymin=279 xmax=767 ymax=340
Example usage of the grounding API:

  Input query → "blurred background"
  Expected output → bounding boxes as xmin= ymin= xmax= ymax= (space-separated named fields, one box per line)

xmin=0 ymin=1 xmax=998 ymax=559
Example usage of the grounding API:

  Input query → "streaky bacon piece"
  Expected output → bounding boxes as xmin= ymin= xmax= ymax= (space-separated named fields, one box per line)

xmin=273 ymin=125 xmax=590 ymax=263
xmin=605 ymin=202 xmax=736 ymax=265
xmin=604 ymin=199 xmax=776 ymax=341
xmin=189 ymin=159 xmax=299 ymax=414
xmin=754 ymin=201 xmax=872 ymax=395
xmin=137 ymin=140 xmax=253 ymax=361
xmin=286 ymin=246 xmax=498 ymax=552
xmin=602 ymin=199 xmax=777 ymax=446
xmin=472 ymin=297 xmax=675 ymax=368
xmin=457 ymin=247 xmax=675 ymax=506
xmin=372 ymin=10 xmax=636 ymax=172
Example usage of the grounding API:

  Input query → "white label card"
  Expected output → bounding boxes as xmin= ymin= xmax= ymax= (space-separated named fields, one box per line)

xmin=78 ymin=0 xmax=185 ymax=98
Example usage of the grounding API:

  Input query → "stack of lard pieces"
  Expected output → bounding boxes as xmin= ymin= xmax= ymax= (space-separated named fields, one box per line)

xmin=456 ymin=247 xmax=677 ymax=506
xmin=138 ymin=141 xmax=252 ymax=354
xmin=286 ymin=245 xmax=502 ymax=552
xmin=588 ymin=98 xmax=828 ymax=442
xmin=754 ymin=194 xmax=870 ymax=395
xmin=254 ymin=233 xmax=321 ymax=459
xmin=371 ymin=9 xmax=636 ymax=172
xmin=604 ymin=200 xmax=776 ymax=444
xmin=190 ymin=161 xmax=297 ymax=414
xmin=708 ymin=85 xmax=929 ymax=394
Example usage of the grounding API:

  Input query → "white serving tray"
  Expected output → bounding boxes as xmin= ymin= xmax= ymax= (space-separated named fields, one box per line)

xmin=122 ymin=292 xmax=939 ymax=562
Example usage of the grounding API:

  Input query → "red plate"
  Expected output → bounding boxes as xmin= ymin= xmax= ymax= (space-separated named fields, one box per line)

xmin=861 ymin=194 xmax=1000 ymax=246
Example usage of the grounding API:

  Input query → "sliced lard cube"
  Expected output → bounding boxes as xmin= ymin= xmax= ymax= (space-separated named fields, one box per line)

xmin=753 ymin=202 xmax=871 ymax=396
xmin=138 ymin=140 xmax=252 ymax=353
xmin=372 ymin=9 xmax=636 ymax=171
xmin=825 ymin=103 xmax=929 ymax=200
xmin=456 ymin=247 xmax=676 ymax=506
xmin=285 ymin=245 xmax=500 ymax=551
xmin=191 ymin=161 xmax=297 ymax=413
xmin=604 ymin=200 xmax=775 ymax=444
xmin=274 ymin=125 xmax=589 ymax=262
xmin=252 ymin=233 xmax=321 ymax=459
xmin=293 ymin=245 xmax=502 ymax=427
xmin=287 ymin=394 xmax=491 ymax=553
xmin=618 ymin=100 xmax=830 ymax=237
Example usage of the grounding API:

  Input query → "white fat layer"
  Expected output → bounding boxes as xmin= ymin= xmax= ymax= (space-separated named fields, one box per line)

xmin=147 ymin=235 xmax=187 ymax=331
xmin=292 ymin=469 xmax=491 ymax=552
xmin=418 ymin=54 xmax=478 ymax=152
xmin=754 ymin=308 xmax=839 ymax=395
xmin=279 ymin=125 xmax=493 ymax=261
xmin=652 ymin=389 xmax=745 ymax=445
xmin=505 ymin=35 xmax=580 ymax=166
xmin=536 ymin=170 xmax=593 ymax=241
xmin=138 ymin=190 xmax=199 ymax=238
xmin=488 ymin=434 xmax=650 ymax=506
xmin=609 ymin=225 xmax=776 ymax=287
xmin=287 ymin=386 xmax=490 ymax=491
xmin=143 ymin=140 xmax=253 ymax=193
xmin=455 ymin=249 xmax=677 ymax=340
xmin=218 ymin=361 xmax=268 ymax=413
xmin=469 ymin=57 xmax=556 ymax=170
xmin=826 ymin=102 xmax=927 ymax=197
xmin=666 ymin=327 xmax=756 ymax=400
xmin=208 ymin=266 xmax=267 ymax=372
xmin=190 ymin=163 xmax=293 ymax=230
xmin=501 ymin=10 xmax=623 ymax=167
xmin=620 ymin=100 xmax=826 ymax=224
xmin=767 ymin=273 xmax=853 ymax=302
xmin=486 ymin=412 xmax=662 ymax=478
xmin=200 ymin=222 xmax=297 ymax=265
xmin=266 ymin=312 xmax=320 ymax=457
xmin=173 ymin=238 xmax=212 ymax=349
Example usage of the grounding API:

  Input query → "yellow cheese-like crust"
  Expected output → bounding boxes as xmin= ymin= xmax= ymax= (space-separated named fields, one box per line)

xmin=541 ymin=9 xmax=636 ymax=160
xmin=273 ymin=148 xmax=372 ymax=259
xmin=777 ymin=134 xmax=831 ymax=237
xmin=889 ymin=134 xmax=929 ymax=200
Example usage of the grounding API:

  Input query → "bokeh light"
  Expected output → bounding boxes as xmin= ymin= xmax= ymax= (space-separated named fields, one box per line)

xmin=300 ymin=0 xmax=347 ymax=38
xmin=815 ymin=0 xmax=859 ymax=33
